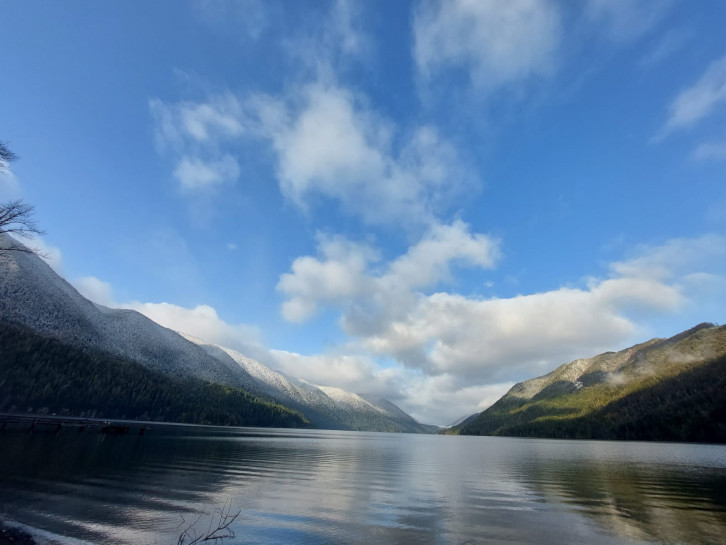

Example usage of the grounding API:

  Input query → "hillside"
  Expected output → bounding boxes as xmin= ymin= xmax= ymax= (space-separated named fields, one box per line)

xmin=187 ymin=336 xmax=436 ymax=433
xmin=0 ymin=319 xmax=310 ymax=428
xmin=0 ymin=236 xmax=432 ymax=432
xmin=460 ymin=323 xmax=726 ymax=442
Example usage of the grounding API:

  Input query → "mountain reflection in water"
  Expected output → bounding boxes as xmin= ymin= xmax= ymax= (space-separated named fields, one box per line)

xmin=0 ymin=427 xmax=724 ymax=544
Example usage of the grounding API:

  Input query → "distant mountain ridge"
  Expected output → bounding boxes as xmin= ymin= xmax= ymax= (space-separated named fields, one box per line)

xmin=460 ymin=323 xmax=726 ymax=442
xmin=185 ymin=334 xmax=435 ymax=432
xmin=0 ymin=236 xmax=433 ymax=432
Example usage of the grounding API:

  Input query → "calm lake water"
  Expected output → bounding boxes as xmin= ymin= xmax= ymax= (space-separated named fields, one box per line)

xmin=0 ymin=426 xmax=725 ymax=544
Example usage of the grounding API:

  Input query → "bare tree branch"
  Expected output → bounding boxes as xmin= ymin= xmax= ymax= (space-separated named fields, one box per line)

xmin=0 ymin=142 xmax=46 ymax=257
xmin=0 ymin=200 xmax=44 ymax=239
xmin=0 ymin=141 xmax=18 ymax=171
xmin=177 ymin=502 xmax=241 ymax=545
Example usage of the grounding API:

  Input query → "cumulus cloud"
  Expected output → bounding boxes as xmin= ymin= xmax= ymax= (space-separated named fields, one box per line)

xmin=277 ymin=220 xmax=500 ymax=323
xmin=254 ymin=83 xmax=473 ymax=227
xmin=413 ymin=0 xmax=561 ymax=91
xmin=654 ymin=54 xmax=726 ymax=141
xmin=397 ymin=374 xmax=515 ymax=425
xmin=279 ymin=234 xmax=726 ymax=387
xmin=277 ymin=234 xmax=378 ymax=322
xmin=150 ymin=81 xmax=472 ymax=226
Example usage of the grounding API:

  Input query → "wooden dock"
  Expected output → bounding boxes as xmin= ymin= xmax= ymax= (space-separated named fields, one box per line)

xmin=0 ymin=413 xmax=150 ymax=435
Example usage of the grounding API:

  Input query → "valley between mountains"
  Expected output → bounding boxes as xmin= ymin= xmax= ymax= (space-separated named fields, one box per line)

xmin=1 ymin=234 xmax=724 ymax=441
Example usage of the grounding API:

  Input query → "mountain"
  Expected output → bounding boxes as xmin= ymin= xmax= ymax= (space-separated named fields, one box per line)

xmin=460 ymin=323 xmax=726 ymax=442
xmin=184 ymin=335 xmax=436 ymax=433
xmin=0 ymin=236 xmax=432 ymax=432
xmin=0 ymin=318 xmax=310 ymax=428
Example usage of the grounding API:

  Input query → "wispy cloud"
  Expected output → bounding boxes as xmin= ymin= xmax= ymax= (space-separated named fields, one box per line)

xmin=173 ymin=155 xmax=240 ymax=190
xmin=654 ymin=54 xmax=726 ymax=141
xmin=584 ymin=0 xmax=676 ymax=43
xmin=640 ymin=27 xmax=691 ymax=67
xmin=149 ymin=94 xmax=245 ymax=192
xmin=693 ymin=141 xmax=726 ymax=162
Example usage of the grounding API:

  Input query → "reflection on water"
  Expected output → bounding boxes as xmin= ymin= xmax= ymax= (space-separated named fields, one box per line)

xmin=0 ymin=427 xmax=724 ymax=544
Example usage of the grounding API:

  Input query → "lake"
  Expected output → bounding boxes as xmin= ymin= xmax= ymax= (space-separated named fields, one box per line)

xmin=0 ymin=426 xmax=725 ymax=544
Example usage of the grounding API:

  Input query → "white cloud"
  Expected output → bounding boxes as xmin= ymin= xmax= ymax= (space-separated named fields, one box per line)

xmin=655 ymin=54 xmax=726 ymax=140
xmin=269 ymin=349 xmax=392 ymax=394
xmin=123 ymin=301 xmax=265 ymax=357
xmin=397 ymin=374 xmax=514 ymax=425
xmin=279 ymin=234 xmax=726 ymax=387
xmin=277 ymin=234 xmax=378 ymax=322
xmin=70 ymin=273 xmax=267 ymax=361
xmin=277 ymin=221 xmax=500 ymax=324
xmin=255 ymin=83 xmax=474 ymax=227
xmin=609 ymin=234 xmax=726 ymax=280
xmin=151 ymin=81 xmax=471 ymax=225
xmin=179 ymin=98 xmax=245 ymax=142
xmin=585 ymin=0 xmax=675 ymax=43
xmin=23 ymin=234 xmax=63 ymax=272
xmin=74 ymin=276 xmax=116 ymax=307
xmin=413 ymin=0 xmax=561 ymax=91
xmin=149 ymin=95 xmax=246 ymax=192
xmin=173 ymin=155 xmax=240 ymax=190
xmin=693 ymin=141 xmax=726 ymax=162
xmin=268 ymin=349 xmax=513 ymax=425
xmin=149 ymin=94 xmax=245 ymax=149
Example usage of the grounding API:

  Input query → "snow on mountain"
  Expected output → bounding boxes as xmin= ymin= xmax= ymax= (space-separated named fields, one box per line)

xmin=0 ymin=236 xmax=433 ymax=432
xmin=185 ymin=335 xmax=435 ymax=432
xmin=0 ymin=236 xmax=254 ymax=387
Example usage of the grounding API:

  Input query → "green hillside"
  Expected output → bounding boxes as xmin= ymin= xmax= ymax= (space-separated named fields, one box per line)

xmin=460 ymin=323 xmax=726 ymax=442
xmin=0 ymin=319 xmax=311 ymax=428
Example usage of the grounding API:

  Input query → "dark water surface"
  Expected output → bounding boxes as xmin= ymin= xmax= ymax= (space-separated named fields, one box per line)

xmin=0 ymin=426 xmax=725 ymax=544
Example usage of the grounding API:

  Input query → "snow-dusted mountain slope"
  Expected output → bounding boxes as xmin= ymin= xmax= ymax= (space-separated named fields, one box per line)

xmin=0 ymin=237 xmax=251 ymax=387
xmin=185 ymin=335 xmax=435 ymax=432
xmin=0 ymin=236 xmax=433 ymax=432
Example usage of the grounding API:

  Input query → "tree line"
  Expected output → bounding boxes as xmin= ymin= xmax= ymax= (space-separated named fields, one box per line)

xmin=0 ymin=319 xmax=312 ymax=428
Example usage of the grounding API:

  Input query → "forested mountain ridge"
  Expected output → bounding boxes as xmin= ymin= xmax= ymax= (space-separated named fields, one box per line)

xmin=0 ymin=235 xmax=432 ymax=432
xmin=460 ymin=323 xmax=726 ymax=442
xmin=0 ymin=319 xmax=310 ymax=427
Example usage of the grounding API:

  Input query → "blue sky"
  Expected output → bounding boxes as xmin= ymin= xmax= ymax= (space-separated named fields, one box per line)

xmin=2 ymin=0 xmax=726 ymax=425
